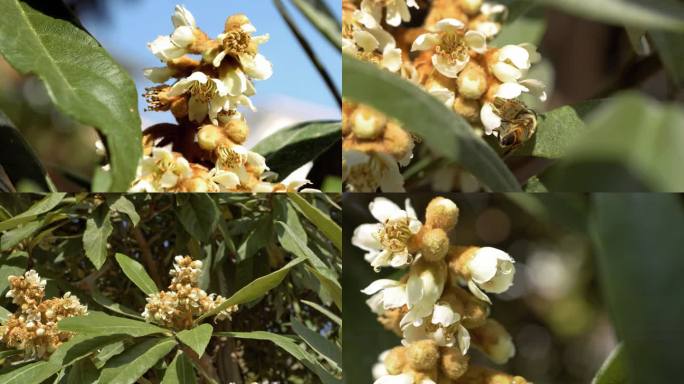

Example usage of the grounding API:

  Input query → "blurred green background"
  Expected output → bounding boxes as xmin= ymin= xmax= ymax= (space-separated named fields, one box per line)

xmin=342 ymin=193 xmax=684 ymax=383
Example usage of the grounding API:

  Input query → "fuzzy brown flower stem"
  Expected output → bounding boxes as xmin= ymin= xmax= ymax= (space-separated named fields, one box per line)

xmin=273 ymin=0 xmax=342 ymax=108
xmin=133 ymin=228 xmax=162 ymax=289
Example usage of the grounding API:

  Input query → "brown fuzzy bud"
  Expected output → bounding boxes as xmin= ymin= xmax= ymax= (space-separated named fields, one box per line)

xmin=459 ymin=0 xmax=484 ymax=15
xmin=385 ymin=346 xmax=408 ymax=374
xmin=170 ymin=97 xmax=189 ymax=119
xmin=225 ymin=13 xmax=251 ymax=32
xmin=453 ymin=96 xmax=482 ymax=123
xmin=378 ymin=307 xmax=405 ymax=336
xmin=351 ymin=105 xmax=387 ymax=140
xmin=440 ymin=346 xmax=470 ymax=380
xmin=420 ymin=228 xmax=450 ymax=262
xmin=470 ymin=319 xmax=516 ymax=364
xmin=425 ymin=197 xmax=460 ymax=231
xmin=407 ymin=340 xmax=439 ymax=371
xmin=384 ymin=122 xmax=414 ymax=163
xmin=457 ymin=365 xmax=530 ymax=384
xmin=224 ymin=119 xmax=249 ymax=144
xmin=457 ymin=62 xmax=488 ymax=99
xmin=197 ymin=124 xmax=227 ymax=151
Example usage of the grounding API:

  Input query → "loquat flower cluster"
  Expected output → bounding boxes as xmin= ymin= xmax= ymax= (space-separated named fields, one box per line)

xmin=353 ymin=197 xmax=529 ymax=384
xmin=0 ymin=270 xmax=88 ymax=359
xmin=342 ymin=0 xmax=547 ymax=192
xmin=142 ymin=256 xmax=238 ymax=330
xmin=96 ymin=5 xmax=308 ymax=192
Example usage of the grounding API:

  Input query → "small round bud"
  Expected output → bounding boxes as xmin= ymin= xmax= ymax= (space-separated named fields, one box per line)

xmin=36 ymin=327 xmax=45 ymax=336
xmin=384 ymin=346 xmax=408 ymax=374
xmin=351 ymin=105 xmax=387 ymax=140
xmin=183 ymin=177 xmax=209 ymax=192
xmin=425 ymin=197 xmax=460 ymax=231
xmin=457 ymin=62 xmax=487 ymax=99
xmin=225 ymin=13 xmax=250 ymax=32
xmin=471 ymin=319 xmax=516 ymax=364
xmin=453 ymin=96 xmax=481 ymax=123
xmin=440 ymin=347 xmax=469 ymax=380
xmin=197 ymin=124 xmax=227 ymax=151
xmin=460 ymin=0 xmax=484 ymax=15
xmin=406 ymin=340 xmax=439 ymax=371
xmin=223 ymin=119 xmax=249 ymax=144
xmin=420 ymin=228 xmax=449 ymax=262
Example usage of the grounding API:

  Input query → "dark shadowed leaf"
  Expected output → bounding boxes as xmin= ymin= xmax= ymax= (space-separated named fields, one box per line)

xmin=291 ymin=317 xmax=341 ymax=368
xmin=290 ymin=0 xmax=341 ymax=49
xmin=651 ymin=31 xmax=684 ymax=86
xmin=288 ymin=193 xmax=340 ymax=250
xmin=0 ymin=111 xmax=50 ymax=191
xmin=176 ymin=194 xmax=220 ymax=242
xmin=533 ymin=0 xmax=684 ymax=31
xmin=0 ymin=0 xmax=142 ymax=191
xmin=66 ymin=359 xmax=99 ymax=384
xmin=592 ymin=344 xmax=627 ymax=384
xmin=252 ymin=120 xmax=340 ymax=180
xmin=161 ymin=352 xmax=196 ymax=384
xmin=592 ymin=194 xmax=684 ymax=382
xmin=98 ymin=337 xmax=177 ymax=384
xmin=0 ymin=193 xmax=64 ymax=231
xmin=0 ymin=360 xmax=60 ymax=384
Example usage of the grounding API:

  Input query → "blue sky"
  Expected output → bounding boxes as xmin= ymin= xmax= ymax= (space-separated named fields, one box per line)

xmin=82 ymin=0 xmax=342 ymax=125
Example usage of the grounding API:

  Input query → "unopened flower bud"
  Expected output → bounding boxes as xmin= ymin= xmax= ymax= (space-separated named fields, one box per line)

xmin=351 ymin=105 xmax=387 ymax=140
xmin=457 ymin=62 xmax=488 ymax=99
xmin=460 ymin=0 xmax=484 ymax=15
xmin=35 ymin=327 xmax=45 ymax=336
xmin=440 ymin=346 xmax=469 ymax=380
xmin=420 ymin=228 xmax=449 ymax=262
xmin=225 ymin=13 xmax=251 ymax=32
xmin=197 ymin=124 xmax=226 ymax=151
xmin=384 ymin=346 xmax=408 ymax=374
xmin=407 ymin=339 xmax=439 ymax=371
xmin=453 ymin=96 xmax=482 ymax=123
xmin=224 ymin=119 xmax=249 ymax=144
xmin=425 ymin=197 xmax=459 ymax=231
xmin=471 ymin=319 xmax=515 ymax=364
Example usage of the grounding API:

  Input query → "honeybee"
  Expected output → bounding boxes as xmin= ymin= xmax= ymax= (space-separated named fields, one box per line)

xmin=492 ymin=97 xmax=538 ymax=149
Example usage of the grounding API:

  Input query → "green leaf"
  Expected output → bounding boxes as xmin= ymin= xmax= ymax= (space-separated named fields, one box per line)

xmin=492 ymin=6 xmax=547 ymax=46
xmin=0 ymin=306 xmax=10 ymax=323
xmin=514 ymin=102 xmax=593 ymax=158
xmin=236 ymin=215 xmax=272 ymax=261
xmin=0 ymin=111 xmax=50 ymax=191
xmin=592 ymin=344 xmax=627 ymax=384
xmin=541 ymin=93 xmax=684 ymax=191
xmin=252 ymin=120 xmax=340 ymax=180
xmin=288 ymin=193 xmax=340 ymax=250
xmin=291 ymin=318 xmax=341 ymax=368
xmin=0 ymin=1 xmax=142 ymax=191
xmin=277 ymin=222 xmax=341 ymax=310
xmin=0 ymin=219 xmax=43 ymax=251
xmin=114 ymin=253 xmax=158 ymax=295
xmin=343 ymin=55 xmax=521 ymax=192
xmin=274 ymin=197 xmax=307 ymax=243
xmin=216 ymin=331 xmax=341 ymax=384
xmin=176 ymin=194 xmax=219 ymax=242
xmin=98 ymin=337 xmax=177 ymax=384
xmin=82 ymin=204 xmax=112 ymax=269
xmin=66 ymin=359 xmax=99 ymax=384
xmin=91 ymin=289 xmax=145 ymax=320
xmin=49 ymin=333 xmax=128 ymax=367
xmin=0 ymin=349 xmax=22 ymax=360
xmin=0 ymin=360 xmax=60 ymax=384
xmin=197 ymin=257 xmax=306 ymax=321
xmin=176 ymin=324 xmax=213 ymax=357
xmin=108 ymin=196 xmax=140 ymax=226
xmin=651 ymin=31 xmax=684 ymax=86
xmin=0 ymin=193 xmax=64 ymax=231
xmin=58 ymin=312 xmax=169 ymax=338
xmin=533 ymin=0 xmax=684 ymax=31
xmin=161 ymin=352 xmax=196 ymax=384
xmin=301 ymin=299 xmax=341 ymax=326
xmin=592 ymin=194 xmax=684 ymax=382
xmin=290 ymin=0 xmax=341 ymax=49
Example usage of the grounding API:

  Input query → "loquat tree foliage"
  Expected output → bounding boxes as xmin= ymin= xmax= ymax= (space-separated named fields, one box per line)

xmin=0 ymin=193 xmax=342 ymax=383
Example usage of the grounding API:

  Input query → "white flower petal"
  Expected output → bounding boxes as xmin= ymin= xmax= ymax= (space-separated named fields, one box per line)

xmin=361 ymin=279 xmax=400 ymax=295
xmin=352 ymin=223 xmax=383 ymax=252
xmin=432 ymin=54 xmax=468 ymax=78
xmin=431 ymin=18 xmax=465 ymax=33
xmin=411 ymin=33 xmax=439 ymax=52
xmin=465 ymin=30 xmax=487 ymax=53
xmin=369 ymin=197 xmax=402 ymax=223
xmin=480 ymin=103 xmax=502 ymax=135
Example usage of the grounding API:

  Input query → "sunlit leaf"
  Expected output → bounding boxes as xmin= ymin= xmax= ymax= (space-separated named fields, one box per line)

xmin=0 ymin=0 xmax=142 ymax=191
xmin=114 ymin=253 xmax=158 ymax=296
xmin=82 ymin=204 xmax=112 ymax=269
xmin=98 ymin=337 xmax=177 ymax=384
xmin=176 ymin=194 xmax=219 ymax=242
xmin=0 ymin=193 xmax=64 ymax=231
xmin=176 ymin=324 xmax=213 ymax=357
xmin=108 ymin=196 xmax=140 ymax=227
xmin=58 ymin=312 xmax=169 ymax=338
xmin=161 ymin=352 xmax=196 ymax=384
xmin=288 ymin=193 xmax=340 ymax=250
xmin=0 ymin=361 xmax=60 ymax=384
xmin=592 ymin=344 xmax=627 ymax=384
xmin=290 ymin=0 xmax=342 ymax=49
xmin=291 ymin=317 xmax=341 ymax=368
